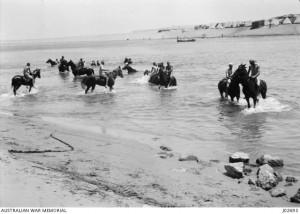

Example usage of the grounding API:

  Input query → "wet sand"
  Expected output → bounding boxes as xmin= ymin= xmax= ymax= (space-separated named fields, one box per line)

xmin=0 ymin=112 xmax=299 ymax=207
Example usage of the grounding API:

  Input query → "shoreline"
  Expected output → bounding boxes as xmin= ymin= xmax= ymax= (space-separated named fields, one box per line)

xmin=1 ymin=112 xmax=299 ymax=207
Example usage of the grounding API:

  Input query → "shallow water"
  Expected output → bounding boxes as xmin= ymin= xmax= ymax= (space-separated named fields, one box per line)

xmin=0 ymin=36 xmax=300 ymax=176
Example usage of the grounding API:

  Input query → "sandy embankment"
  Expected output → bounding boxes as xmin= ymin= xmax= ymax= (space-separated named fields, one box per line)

xmin=0 ymin=112 xmax=299 ymax=207
xmin=126 ymin=24 xmax=300 ymax=40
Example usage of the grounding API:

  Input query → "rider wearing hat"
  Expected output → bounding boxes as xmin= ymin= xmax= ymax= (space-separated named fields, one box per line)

xmin=225 ymin=63 xmax=233 ymax=97
xmin=248 ymin=59 xmax=260 ymax=91
xmin=23 ymin=63 xmax=35 ymax=87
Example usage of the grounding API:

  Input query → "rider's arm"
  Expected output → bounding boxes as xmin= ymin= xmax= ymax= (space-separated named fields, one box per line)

xmin=253 ymin=66 xmax=260 ymax=78
xmin=247 ymin=66 xmax=251 ymax=76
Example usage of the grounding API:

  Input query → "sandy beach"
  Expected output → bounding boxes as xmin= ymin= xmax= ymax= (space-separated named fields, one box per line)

xmin=0 ymin=112 xmax=299 ymax=207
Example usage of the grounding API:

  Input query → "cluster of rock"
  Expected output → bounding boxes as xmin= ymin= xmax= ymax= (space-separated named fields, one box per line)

xmin=157 ymin=146 xmax=174 ymax=159
xmin=224 ymin=152 xmax=299 ymax=203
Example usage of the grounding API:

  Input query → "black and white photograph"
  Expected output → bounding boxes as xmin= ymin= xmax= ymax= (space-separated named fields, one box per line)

xmin=0 ymin=0 xmax=300 ymax=211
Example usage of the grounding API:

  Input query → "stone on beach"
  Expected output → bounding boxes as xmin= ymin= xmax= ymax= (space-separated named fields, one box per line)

xmin=274 ymin=171 xmax=283 ymax=182
xmin=290 ymin=188 xmax=300 ymax=204
xmin=286 ymin=176 xmax=298 ymax=183
xmin=224 ymin=162 xmax=244 ymax=179
xmin=178 ymin=154 xmax=199 ymax=162
xmin=270 ymin=188 xmax=286 ymax=197
xmin=256 ymin=154 xmax=284 ymax=167
xmin=159 ymin=145 xmax=172 ymax=152
xmin=229 ymin=152 xmax=249 ymax=163
xmin=248 ymin=178 xmax=256 ymax=185
xmin=257 ymin=164 xmax=275 ymax=175
xmin=256 ymin=170 xmax=278 ymax=190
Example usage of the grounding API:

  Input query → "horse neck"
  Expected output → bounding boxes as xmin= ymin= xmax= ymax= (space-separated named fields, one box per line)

xmin=69 ymin=62 xmax=75 ymax=70
xmin=32 ymin=70 xmax=39 ymax=79
xmin=110 ymin=70 xmax=118 ymax=79
xmin=238 ymin=76 xmax=249 ymax=86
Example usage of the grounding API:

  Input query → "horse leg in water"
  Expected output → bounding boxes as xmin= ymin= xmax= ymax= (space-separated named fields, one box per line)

xmin=91 ymin=84 xmax=96 ymax=93
xmin=85 ymin=86 xmax=91 ymax=94
xmin=245 ymin=97 xmax=251 ymax=108
xmin=13 ymin=85 xmax=21 ymax=96
xmin=253 ymin=96 xmax=258 ymax=108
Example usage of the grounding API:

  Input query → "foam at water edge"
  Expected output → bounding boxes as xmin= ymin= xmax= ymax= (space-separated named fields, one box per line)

xmin=161 ymin=86 xmax=177 ymax=90
xmin=242 ymin=97 xmax=292 ymax=115
xmin=130 ymin=75 xmax=150 ymax=84
xmin=0 ymin=87 xmax=39 ymax=100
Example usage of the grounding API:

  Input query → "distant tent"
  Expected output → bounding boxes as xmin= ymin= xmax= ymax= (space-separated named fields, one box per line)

xmin=293 ymin=16 xmax=300 ymax=24
xmin=215 ymin=23 xmax=224 ymax=29
xmin=270 ymin=19 xmax=280 ymax=26
xmin=281 ymin=17 xmax=292 ymax=24
xmin=251 ymin=20 xmax=265 ymax=29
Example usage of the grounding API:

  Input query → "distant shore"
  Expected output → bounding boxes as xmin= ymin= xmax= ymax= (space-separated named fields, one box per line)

xmin=0 ymin=111 xmax=299 ymax=207
xmin=1 ymin=24 xmax=299 ymax=46
xmin=127 ymin=24 xmax=300 ymax=40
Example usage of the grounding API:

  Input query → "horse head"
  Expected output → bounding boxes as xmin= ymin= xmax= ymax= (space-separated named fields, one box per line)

xmin=116 ymin=66 xmax=124 ymax=78
xmin=68 ymin=60 xmax=76 ymax=70
xmin=234 ymin=63 xmax=247 ymax=78
xmin=46 ymin=59 xmax=51 ymax=63
xmin=33 ymin=69 xmax=41 ymax=79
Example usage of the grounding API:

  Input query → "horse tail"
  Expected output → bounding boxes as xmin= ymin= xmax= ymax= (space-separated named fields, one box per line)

xmin=260 ymin=80 xmax=267 ymax=99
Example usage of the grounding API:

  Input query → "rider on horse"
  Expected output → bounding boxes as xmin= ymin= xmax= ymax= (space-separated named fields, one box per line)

xmin=166 ymin=61 xmax=173 ymax=87
xmin=77 ymin=58 xmax=85 ymax=69
xmin=99 ymin=60 xmax=109 ymax=87
xmin=150 ymin=62 xmax=158 ymax=76
xmin=248 ymin=59 xmax=260 ymax=92
xmin=225 ymin=63 xmax=233 ymax=97
xmin=23 ymin=63 xmax=35 ymax=87
xmin=60 ymin=56 xmax=67 ymax=65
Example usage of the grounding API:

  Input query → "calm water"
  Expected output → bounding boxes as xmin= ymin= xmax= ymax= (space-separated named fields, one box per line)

xmin=0 ymin=36 xmax=299 ymax=176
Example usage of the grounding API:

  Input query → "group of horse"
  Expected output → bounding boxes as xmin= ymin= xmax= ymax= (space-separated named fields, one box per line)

xmin=218 ymin=64 xmax=267 ymax=108
xmin=11 ymin=58 xmax=178 ymax=96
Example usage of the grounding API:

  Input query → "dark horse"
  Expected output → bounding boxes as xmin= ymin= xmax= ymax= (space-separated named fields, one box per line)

xmin=68 ymin=60 xmax=94 ymax=77
xmin=122 ymin=64 xmax=138 ymax=74
xmin=235 ymin=64 xmax=267 ymax=108
xmin=58 ymin=61 xmax=69 ymax=73
xmin=81 ymin=66 xmax=124 ymax=94
xmin=218 ymin=70 xmax=240 ymax=102
xmin=147 ymin=69 xmax=177 ymax=89
xmin=11 ymin=69 xmax=41 ymax=96
xmin=46 ymin=59 xmax=57 ymax=67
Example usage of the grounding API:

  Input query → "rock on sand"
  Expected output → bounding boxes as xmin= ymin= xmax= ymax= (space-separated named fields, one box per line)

xmin=256 ymin=154 xmax=284 ymax=167
xmin=224 ymin=162 xmax=244 ymax=179
xmin=290 ymin=188 xmax=300 ymax=204
xmin=229 ymin=152 xmax=249 ymax=163
xmin=256 ymin=170 xmax=278 ymax=190
xmin=270 ymin=188 xmax=286 ymax=197
xmin=178 ymin=154 xmax=199 ymax=162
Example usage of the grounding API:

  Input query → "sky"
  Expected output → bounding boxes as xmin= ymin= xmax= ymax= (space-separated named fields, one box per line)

xmin=0 ymin=0 xmax=300 ymax=41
